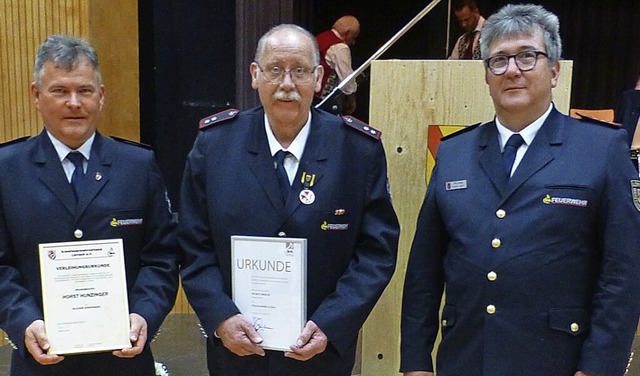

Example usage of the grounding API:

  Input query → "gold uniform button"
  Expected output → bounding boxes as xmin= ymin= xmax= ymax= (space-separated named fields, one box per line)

xmin=442 ymin=319 xmax=448 ymax=327
xmin=570 ymin=323 xmax=579 ymax=332
xmin=278 ymin=231 xmax=286 ymax=237
xmin=486 ymin=305 xmax=496 ymax=314
xmin=491 ymin=238 xmax=501 ymax=248
xmin=74 ymin=229 xmax=83 ymax=239
xmin=496 ymin=209 xmax=506 ymax=218
xmin=487 ymin=271 xmax=497 ymax=281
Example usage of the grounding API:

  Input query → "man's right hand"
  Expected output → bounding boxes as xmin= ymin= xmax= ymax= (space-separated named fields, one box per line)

xmin=216 ymin=314 xmax=265 ymax=357
xmin=404 ymin=372 xmax=434 ymax=376
xmin=25 ymin=320 xmax=64 ymax=365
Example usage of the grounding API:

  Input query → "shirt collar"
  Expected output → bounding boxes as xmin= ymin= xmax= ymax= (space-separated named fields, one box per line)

xmin=474 ymin=16 xmax=485 ymax=33
xmin=496 ymin=103 xmax=553 ymax=149
xmin=264 ymin=112 xmax=311 ymax=161
xmin=47 ymin=131 xmax=95 ymax=162
xmin=331 ymin=29 xmax=345 ymax=42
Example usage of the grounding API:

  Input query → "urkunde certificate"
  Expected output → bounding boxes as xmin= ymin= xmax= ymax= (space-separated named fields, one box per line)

xmin=231 ymin=235 xmax=307 ymax=351
xmin=38 ymin=239 xmax=131 ymax=355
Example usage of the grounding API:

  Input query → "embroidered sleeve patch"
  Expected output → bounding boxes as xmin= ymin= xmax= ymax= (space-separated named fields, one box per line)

xmin=631 ymin=180 xmax=640 ymax=212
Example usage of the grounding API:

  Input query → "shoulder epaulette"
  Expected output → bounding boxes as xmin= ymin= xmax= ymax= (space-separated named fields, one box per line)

xmin=199 ymin=108 xmax=240 ymax=129
xmin=440 ymin=122 xmax=482 ymax=141
xmin=111 ymin=136 xmax=152 ymax=150
xmin=341 ymin=115 xmax=381 ymax=140
xmin=574 ymin=113 xmax=621 ymax=130
xmin=0 ymin=136 xmax=30 ymax=148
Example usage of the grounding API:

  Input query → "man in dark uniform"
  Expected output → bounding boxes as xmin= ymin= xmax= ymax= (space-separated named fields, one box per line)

xmin=0 ymin=35 xmax=179 ymax=375
xmin=401 ymin=4 xmax=640 ymax=376
xmin=178 ymin=24 xmax=399 ymax=375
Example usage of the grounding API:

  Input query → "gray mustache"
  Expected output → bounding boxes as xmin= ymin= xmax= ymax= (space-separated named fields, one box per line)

xmin=274 ymin=90 xmax=302 ymax=102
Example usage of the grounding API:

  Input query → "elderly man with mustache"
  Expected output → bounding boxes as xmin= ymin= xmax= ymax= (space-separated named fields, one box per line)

xmin=177 ymin=24 xmax=399 ymax=376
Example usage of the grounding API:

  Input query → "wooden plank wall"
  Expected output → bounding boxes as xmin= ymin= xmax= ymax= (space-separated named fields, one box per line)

xmin=0 ymin=1 xmax=89 ymax=142
xmin=363 ymin=59 xmax=573 ymax=375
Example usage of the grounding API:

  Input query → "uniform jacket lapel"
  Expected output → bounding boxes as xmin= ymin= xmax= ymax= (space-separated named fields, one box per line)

xmin=33 ymin=131 xmax=76 ymax=215
xmin=247 ymin=112 xmax=286 ymax=211
xmin=246 ymin=109 xmax=330 ymax=222
xmin=502 ymin=109 xmax=564 ymax=201
xmin=478 ymin=123 xmax=509 ymax=197
xmin=283 ymin=109 xmax=328 ymax=218
xmin=76 ymin=133 xmax=111 ymax=216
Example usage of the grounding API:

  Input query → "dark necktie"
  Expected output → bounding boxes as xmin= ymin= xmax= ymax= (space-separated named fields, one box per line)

xmin=274 ymin=150 xmax=291 ymax=202
xmin=502 ymin=134 xmax=524 ymax=177
xmin=462 ymin=31 xmax=477 ymax=59
xmin=67 ymin=152 xmax=85 ymax=200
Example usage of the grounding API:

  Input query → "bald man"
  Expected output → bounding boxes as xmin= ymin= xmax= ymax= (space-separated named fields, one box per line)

xmin=314 ymin=15 xmax=360 ymax=115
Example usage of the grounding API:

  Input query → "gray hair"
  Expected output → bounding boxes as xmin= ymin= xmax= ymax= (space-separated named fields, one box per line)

xmin=254 ymin=24 xmax=320 ymax=66
xmin=34 ymin=34 xmax=102 ymax=86
xmin=479 ymin=4 xmax=562 ymax=64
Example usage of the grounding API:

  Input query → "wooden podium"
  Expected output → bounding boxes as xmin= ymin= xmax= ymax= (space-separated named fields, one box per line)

xmin=360 ymin=60 xmax=573 ymax=375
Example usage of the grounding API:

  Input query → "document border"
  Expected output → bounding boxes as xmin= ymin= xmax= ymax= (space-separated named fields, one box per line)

xmin=231 ymin=235 xmax=307 ymax=351
xmin=39 ymin=238 xmax=131 ymax=355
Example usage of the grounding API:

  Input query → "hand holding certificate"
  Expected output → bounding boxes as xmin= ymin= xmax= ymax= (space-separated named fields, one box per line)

xmin=231 ymin=236 xmax=307 ymax=351
xmin=38 ymin=239 xmax=131 ymax=355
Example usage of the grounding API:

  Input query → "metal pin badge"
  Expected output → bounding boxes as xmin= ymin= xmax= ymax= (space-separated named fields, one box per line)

xmin=299 ymin=189 xmax=315 ymax=205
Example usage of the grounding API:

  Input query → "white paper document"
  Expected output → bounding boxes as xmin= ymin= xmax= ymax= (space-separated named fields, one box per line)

xmin=39 ymin=239 xmax=131 ymax=355
xmin=231 ymin=235 xmax=307 ymax=351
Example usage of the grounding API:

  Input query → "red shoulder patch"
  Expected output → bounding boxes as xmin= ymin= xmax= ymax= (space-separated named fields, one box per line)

xmin=199 ymin=108 xmax=240 ymax=129
xmin=341 ymin=115 xmax=381 ymax=140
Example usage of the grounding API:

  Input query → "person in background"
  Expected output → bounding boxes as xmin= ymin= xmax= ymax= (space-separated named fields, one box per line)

xmin=401 ymin=4 xmax=640 ymax=376
xmin=448 ymin=0 xmax=484 ymax=60
xmin=614 ymin=72 xmax=640 ymax=148
xmin=314 ymin=15 xmax=360 ymax=115
xmin=178 ymin=24 xmax=399 ymax=376
xmin=0 ymin=34 xmax=179 ymax=375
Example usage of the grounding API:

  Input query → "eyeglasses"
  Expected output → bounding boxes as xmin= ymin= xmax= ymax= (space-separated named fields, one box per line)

xmin=255 ymin=63 xmax=317 ymax=84
xmin=485 ymin=50 xmax=549 ymax=75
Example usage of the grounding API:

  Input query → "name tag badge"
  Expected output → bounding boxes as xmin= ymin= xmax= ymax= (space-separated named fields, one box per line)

xmin=445 ymin=180 xmax=467 ymax=191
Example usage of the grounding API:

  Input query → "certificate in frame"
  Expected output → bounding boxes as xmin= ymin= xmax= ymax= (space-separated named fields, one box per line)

xmin=39 ymin=238 xmax=131 ymax=355
xmin=231 ymin=235 xmax=307 ymax=351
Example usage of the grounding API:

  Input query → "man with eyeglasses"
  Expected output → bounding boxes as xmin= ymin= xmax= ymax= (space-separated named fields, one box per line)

xmin=401 ymin=4 xmax=640 ymax=376
xmin=178 ymin=24 xmax=399 ymax=376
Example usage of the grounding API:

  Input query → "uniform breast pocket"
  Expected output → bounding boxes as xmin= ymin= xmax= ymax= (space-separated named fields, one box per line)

xmin=108 ymin=209 xmax=145 ymax=234
xmin=539 ymin=184 xmax=595 ymax=231
xmin=316 ymin=208 xmax=351 ymax=233
xmin=542 ymin=185 xmax=593 ymax=213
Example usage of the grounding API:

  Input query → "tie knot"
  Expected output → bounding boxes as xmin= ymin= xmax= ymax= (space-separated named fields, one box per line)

xmin=67 ymin=152 xmax=85 ymax=169
xmin=505 ymin=134 xmax=524 ymax=150
xmin=274 ymin=150 xmax=290 ymax=165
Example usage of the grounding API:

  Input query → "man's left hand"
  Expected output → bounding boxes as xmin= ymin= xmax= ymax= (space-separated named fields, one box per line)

xmin=113 ymin=313 xmax=147 ymax=358
xmin=284 ymin=320 xmax=327 ymax=361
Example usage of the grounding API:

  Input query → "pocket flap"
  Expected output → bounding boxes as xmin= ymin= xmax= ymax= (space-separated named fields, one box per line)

xmin=549 ymin=308 xmax=589 ymax=336
xmin=441 ymin=304 xmax=456 ymax=328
